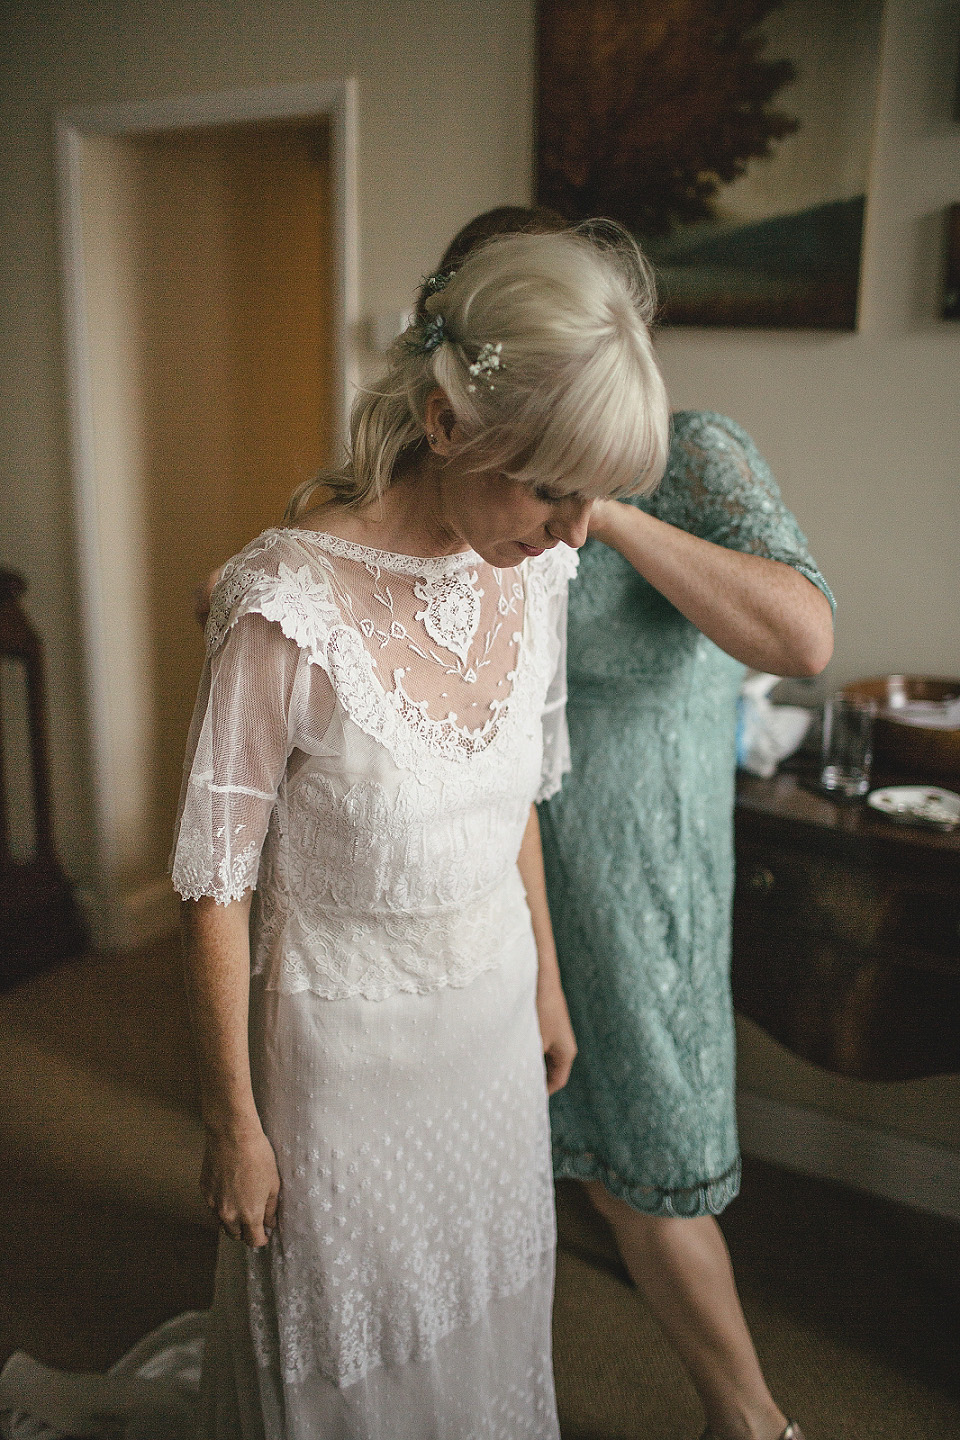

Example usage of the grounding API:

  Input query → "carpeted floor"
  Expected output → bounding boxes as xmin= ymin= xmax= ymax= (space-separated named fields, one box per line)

xmin=2 ymin=938 xmax=959 ymax=1438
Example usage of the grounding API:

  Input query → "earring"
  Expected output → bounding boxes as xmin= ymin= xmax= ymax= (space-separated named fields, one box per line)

xmin=428 ymin=431 xmax=437 ymax=445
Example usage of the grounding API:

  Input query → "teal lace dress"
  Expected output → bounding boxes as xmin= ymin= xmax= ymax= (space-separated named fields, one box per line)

xmin=540 ymin=411 xmax=834 ymax=1217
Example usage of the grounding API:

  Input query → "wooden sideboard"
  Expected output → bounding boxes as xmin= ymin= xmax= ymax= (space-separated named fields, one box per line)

xmin=0 ymin=571 xmax=87 ymax=986
xmin=732 ymin=769 xmax=960 ymax=1080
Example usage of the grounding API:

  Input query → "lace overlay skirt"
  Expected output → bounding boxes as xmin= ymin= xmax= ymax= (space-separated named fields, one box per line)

xmin=199 ymin=930 xmax=559 ymax=1440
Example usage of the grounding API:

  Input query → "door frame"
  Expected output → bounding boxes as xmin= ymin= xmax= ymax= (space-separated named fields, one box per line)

xmin=56 ymin=81 xmax=358 ymax=948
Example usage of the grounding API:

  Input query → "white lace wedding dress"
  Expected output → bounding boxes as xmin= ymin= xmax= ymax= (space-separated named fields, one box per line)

xmin=0 ymin=526 xmax=576 ymax=1440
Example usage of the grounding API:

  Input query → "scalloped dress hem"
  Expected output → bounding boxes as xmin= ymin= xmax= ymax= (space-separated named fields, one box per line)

xmin=552 ymin=1146 xmax=742 ymax=1218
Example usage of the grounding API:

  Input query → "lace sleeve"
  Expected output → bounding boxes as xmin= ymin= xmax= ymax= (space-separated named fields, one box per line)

xmin=655 ymin=411 xmax=836 ymax=613
xmin=535 ymin=545 xmax=578 ymax=803
xmin=170 ymin=612 xmax=316 ymax=904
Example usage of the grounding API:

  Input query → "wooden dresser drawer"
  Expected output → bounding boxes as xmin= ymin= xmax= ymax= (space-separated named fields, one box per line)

xmin=735 ymin=843 xmax=960 ymax=970
xmin=732 ymin=771 xmax=960 ymax=1079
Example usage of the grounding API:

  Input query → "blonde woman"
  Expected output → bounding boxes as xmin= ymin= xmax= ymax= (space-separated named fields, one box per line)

xmin=170 ymin=227 xmax=669 ymax=1440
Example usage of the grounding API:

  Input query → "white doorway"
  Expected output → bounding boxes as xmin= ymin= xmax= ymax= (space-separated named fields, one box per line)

xmin=57 ymin=83 xmax=358 ymax=948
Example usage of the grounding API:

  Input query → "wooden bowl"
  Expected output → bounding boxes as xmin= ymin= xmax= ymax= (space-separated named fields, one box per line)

xmin=842 ymin=675 xmax=960 ymax=784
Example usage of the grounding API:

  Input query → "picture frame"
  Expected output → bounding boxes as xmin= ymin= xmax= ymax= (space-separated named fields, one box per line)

xmin=536 ymin=0 xmax=884 ymax=330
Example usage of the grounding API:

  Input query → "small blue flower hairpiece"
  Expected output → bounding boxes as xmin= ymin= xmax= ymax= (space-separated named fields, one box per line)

xmin=405 ymin=270 xmax=456 ymax=355
xmin=422 ymin=269 xmax=455 ymax=298
xmin=402 ymin=312 xmax=446 ymax=356
xmin=418 ymin=314 xmax=446 ymax=353
xmin=404 ymin=272 xmax=504 ymax=389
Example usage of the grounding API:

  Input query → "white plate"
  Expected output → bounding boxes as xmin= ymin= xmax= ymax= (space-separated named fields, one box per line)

xmin=867 ymin=785 xmax=960 ymax=830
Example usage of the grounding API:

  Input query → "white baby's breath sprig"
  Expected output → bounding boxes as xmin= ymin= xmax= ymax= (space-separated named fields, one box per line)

xmin=467 ymin=341 xmax=503 ymax=393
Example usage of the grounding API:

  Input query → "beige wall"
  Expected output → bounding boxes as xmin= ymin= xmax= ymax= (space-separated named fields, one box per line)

xmin=0 ymin=0 xmax=534 ymax=900
xmin=1 ymin=0 xmax=958 ymax=1148
xmin=656 ymin=1 xmax=960 ymax=692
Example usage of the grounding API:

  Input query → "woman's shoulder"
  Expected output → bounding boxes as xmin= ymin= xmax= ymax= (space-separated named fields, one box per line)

xmin=642 ymin=411 xmax=783 ymax=537
xmin=205 ymin=527 xmax=340 ymax=659
xmin=669 ymin=409 xmax=758 ymax=456
xmin=661 ymin=410 xmax=774 ymax=496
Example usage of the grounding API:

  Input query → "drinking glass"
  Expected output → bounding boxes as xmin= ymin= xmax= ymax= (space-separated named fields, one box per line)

xmin=820 ymin=694 xmax=876 ymax=798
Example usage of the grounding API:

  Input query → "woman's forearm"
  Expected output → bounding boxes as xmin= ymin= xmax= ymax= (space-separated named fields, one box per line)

xmin=589 ymin=500 xmax=834 ymax=676
xmin=516 ymin=806 xmax=562 ymax=996
xmin=182 ymin=892 xmax=281 ymax=1247
xmin=517 ymin=804 xmax=577 ymax=1094
xmin=181 ymin=893 xmax=260 ymax=1136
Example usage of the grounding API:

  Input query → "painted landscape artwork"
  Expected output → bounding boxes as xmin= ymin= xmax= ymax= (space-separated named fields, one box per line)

xmin=536 ymin=0 xmax=882 ymax=329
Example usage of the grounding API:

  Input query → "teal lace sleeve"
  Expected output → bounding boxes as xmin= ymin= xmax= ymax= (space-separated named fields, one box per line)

xmin=646 ymin=411 xmax=836 ymax=614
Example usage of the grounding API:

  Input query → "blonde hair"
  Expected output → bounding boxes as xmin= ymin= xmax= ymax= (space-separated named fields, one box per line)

xmin=285 ymin=221 xmax=669 ymax=522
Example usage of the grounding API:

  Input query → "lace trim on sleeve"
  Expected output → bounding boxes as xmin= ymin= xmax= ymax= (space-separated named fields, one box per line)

xmin=206 ymin=535 xmax=343 ymax=665
xmin=171 ymin=554 xmax=321 ymax=904
xmin=171 ymin=832 xmax=264 ymax=905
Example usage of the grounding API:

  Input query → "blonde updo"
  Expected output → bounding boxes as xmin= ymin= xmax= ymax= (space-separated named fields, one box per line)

xmin=286 ymin=221 xmax=669 ymax=521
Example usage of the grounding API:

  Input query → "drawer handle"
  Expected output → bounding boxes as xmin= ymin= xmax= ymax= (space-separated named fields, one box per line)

xmin=749 ymin=866 xmax=776 ymax=893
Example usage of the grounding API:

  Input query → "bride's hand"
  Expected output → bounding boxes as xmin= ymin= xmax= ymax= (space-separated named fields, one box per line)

xmin=201 ymin=1123 xmax=281 ymax=1248
xmin=536 ymin=983 xmax=577 ymax=1096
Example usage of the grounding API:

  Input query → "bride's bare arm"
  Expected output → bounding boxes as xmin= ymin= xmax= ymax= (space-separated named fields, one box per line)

xmin=181 ymin=893 xmax=280 ymax=1248
xmin=517 ymin=805 xmax=577 ymax=1095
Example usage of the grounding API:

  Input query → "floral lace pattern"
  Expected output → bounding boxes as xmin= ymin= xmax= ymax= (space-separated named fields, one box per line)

xmin=171 ymin=527 xmax=577 ymax=999
xmin=244 ymin=981 xmax=556 ymax=1389
xmin=172 ymin=830 xmax=263 ymax=907
xmin=414 ymin=567 xmax=482 ymax=662
xmin=543 ymin=410 xmax=834 ymax=1217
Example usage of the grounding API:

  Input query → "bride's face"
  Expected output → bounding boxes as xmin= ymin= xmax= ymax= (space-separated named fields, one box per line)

xmin=424 ymin=392 xmax=594 ymax=566
xmin=440 ymin=464 xmax=594 ymax=568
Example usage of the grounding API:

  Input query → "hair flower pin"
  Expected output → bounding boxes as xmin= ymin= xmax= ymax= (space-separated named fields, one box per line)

xmin=403 ymin=272 xmax=456 ymax=356
xmin=403 ymin=311 xmax=446 ymax=355
xmin=422 ymin=269 xmax=455 ymax=297
xmin=468 ymin=341 xmax=503 ymax=393
xmin=419 ymin=314 xmax=446 ymax=354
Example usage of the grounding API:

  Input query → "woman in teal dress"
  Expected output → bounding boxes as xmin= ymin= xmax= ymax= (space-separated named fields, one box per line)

xmin=419 ymin=209 xmax=835 ymax=1440
xmin=539 ymin=407 xmax=834 ymax=1440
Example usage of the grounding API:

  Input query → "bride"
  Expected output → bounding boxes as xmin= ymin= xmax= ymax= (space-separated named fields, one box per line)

xmin=2 ymin=224 xmax=669 ymax=1440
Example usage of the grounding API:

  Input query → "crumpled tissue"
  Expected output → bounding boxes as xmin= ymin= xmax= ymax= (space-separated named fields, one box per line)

xmin=736 ymin=671 xmax=813 ymax=779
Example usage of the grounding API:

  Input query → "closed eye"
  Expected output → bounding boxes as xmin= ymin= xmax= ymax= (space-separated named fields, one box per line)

xmin=533 ymin=484 xmax=584 ymax=504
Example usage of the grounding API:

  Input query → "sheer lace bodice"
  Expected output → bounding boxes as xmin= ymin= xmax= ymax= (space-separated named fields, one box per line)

xmin=170 ymin=527 xmax=576 ymax=1000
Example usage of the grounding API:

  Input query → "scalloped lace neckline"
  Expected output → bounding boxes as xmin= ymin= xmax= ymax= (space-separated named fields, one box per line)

xmin=287 ymin=526 xmax=485 ymax=578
